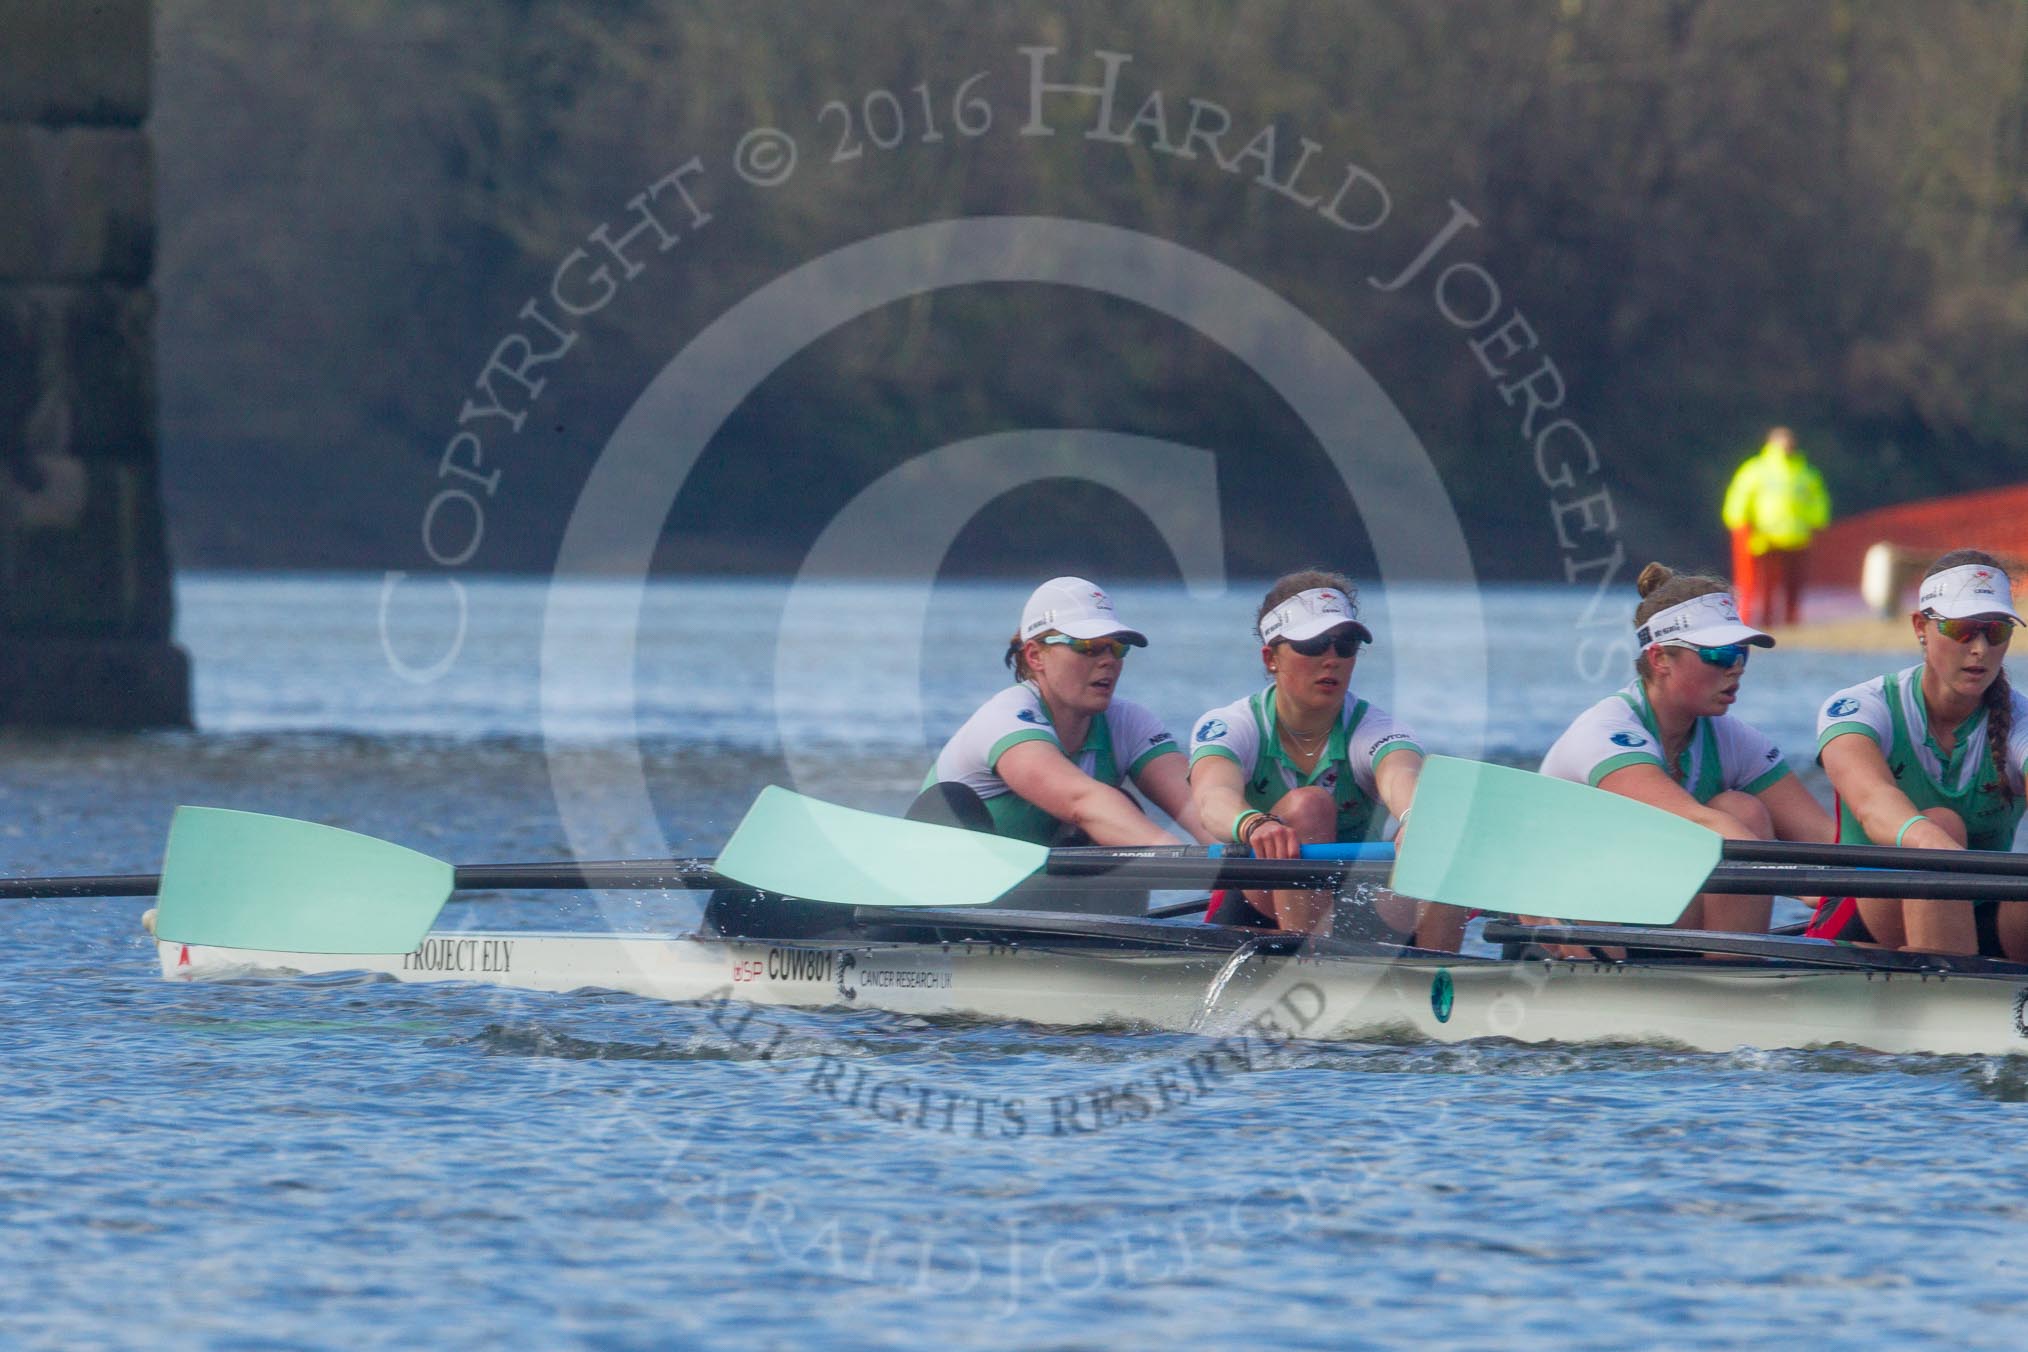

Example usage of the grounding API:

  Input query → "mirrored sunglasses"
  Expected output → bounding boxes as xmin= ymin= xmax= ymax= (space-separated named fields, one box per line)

xmin=1282 ymin=630 xmax=1365 ymax=659
xmin=1041 ymin=634 xmax=1131 ymax=659
xmin=1928 ymin=614 xmax=2016 ymax=646
xmin=1665 ymin=641 xmax=1751 ymax=668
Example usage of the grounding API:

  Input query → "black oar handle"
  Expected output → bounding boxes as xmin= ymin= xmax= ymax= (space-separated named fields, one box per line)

xmin=450 ymin=860 xmax=727 ymax=890
xmin=1725 ymin=840 xmax=2028 ymax=877
xmin=0 ymin=873 xmax=161 ymax=899
xmin=1707 ymin=864 xmax=2026 ymax=900
xmin=0 ymin=860 xmax=735 ymax=899
xmin=1043 ymin=856 xmax=1393 ymax=889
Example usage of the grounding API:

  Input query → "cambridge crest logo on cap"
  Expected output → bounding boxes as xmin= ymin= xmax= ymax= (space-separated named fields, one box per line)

xmin=1019 ymin=576 xmax=1149 ymax=646
xmin=1918 ymin=562 xmax=2022 ymax=623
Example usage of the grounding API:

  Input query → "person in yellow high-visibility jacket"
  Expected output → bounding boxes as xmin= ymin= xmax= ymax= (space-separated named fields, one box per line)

xmin=1722 ymin=427 xmax=1831 ymax=627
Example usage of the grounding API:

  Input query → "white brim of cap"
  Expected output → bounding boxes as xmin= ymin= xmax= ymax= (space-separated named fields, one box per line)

xmin=1659 ymin=621 xmax=1775 ymax=649
xmin=1052 ymin=618 xmax=1149 ymax=646
xmin=1272 ymin=615 xmax=1375 ymax=644
xmin=1925 ymin=598 xmax=2025 ymax=624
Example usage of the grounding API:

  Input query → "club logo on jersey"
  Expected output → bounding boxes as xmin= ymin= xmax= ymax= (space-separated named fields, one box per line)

xmin=1610 ymin=732 xmax=1648 ymax=748
xmin=1196 ymin=718 xmax=1228 ymax=741
xmin=1766 ymin=747 xmax=1781 ymax=762
xmin=1016 ymin=708 xmax=1043 ymax=724
xmin=1827 ymin=697 xmax=1861 ymax=718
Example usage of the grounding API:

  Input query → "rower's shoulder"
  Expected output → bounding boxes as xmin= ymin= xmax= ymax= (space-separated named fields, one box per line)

xmin=956 ymin=682 xmax=1053 ymax=730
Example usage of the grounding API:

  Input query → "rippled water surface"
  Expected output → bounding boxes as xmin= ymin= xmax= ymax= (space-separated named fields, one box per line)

xmin=7 ymin=575 xmax=2028 ymax=1349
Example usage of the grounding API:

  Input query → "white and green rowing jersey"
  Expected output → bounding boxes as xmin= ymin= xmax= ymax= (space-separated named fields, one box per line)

xmin=926 ymin=682 xmax=1181 ymax=845
xmin=1541 ymin=680 xmax=1792 ymax=803
xmin=1816 ymin=664 xmax=2028 ymax=850
xmin=1187 ymin=685 xmax=1421 ymax=841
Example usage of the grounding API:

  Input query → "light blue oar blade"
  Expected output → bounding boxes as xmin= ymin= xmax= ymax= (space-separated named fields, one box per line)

xmin=155 ymin=807 xmax=455 ymax=953
xmin=1392 ymin=756 xmax=1722 ymax=925
xmin=717 ymin=786 xmax=1047 ymax=907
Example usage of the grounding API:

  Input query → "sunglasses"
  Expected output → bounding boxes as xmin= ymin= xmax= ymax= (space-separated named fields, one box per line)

xmin=1664 ymin=642 xmax=1751 ymax=668
xmin=1927 ymin=614 xmax=2016 ymax=646
xmin=1281 ymin=631 xmax=1365 ymax=659
xmin=1041 ymin=634 xmax=1131 ymax=659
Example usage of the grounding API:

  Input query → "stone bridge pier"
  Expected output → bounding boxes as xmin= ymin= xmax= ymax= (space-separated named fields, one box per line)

xmin=0 ymin=0 xmax=188 ymax=727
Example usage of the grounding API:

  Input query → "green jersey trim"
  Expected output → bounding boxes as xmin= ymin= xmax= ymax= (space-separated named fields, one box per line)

xmin=1125 ymin=741 xmax=1182 ymax=777
xmin=985 ymin=727 xmax=1059 ymax=769
xmin=1742 ymin=761 xmax=1792 ymax=796
xmin=1588 ymin=751 xmax=1663 ymax=787
xmin=1815 ymin=721 xmax=1880 ymax=756
xmin=1370 ymin=738 xmax=1425 ymax=768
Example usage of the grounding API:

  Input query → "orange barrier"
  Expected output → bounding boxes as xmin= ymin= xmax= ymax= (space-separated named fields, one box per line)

xmin=1805 ymin=483 xmax=2028 ymax=599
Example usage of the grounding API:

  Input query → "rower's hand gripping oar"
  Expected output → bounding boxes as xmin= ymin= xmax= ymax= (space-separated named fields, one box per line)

xmin=711 ymin=786 xmax=1397 ymax=905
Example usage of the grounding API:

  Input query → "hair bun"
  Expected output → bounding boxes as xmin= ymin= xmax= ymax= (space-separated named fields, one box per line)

xmin=1635 ymin=562 xmax=1675 ymax=598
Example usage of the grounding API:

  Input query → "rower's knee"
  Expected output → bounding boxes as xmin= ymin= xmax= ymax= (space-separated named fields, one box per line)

xmin=1273 ymin=786 xmax=1337 ymax=843
xmin=1709 ymin=789 xmax=1772 ymax=838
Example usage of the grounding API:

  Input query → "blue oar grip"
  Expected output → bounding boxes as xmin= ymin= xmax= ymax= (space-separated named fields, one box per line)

xmin=1207 ymin=841 xmax=1394 ymax=861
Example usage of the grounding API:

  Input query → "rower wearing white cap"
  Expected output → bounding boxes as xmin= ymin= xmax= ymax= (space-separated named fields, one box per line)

xmin=1813 ymin=549 xmax=2028 ymax=959
xmin=1188 ymin=569 xmax=1455 ymax=944
xmin=918 ymin=577 xmax=1206 ymax=847
xmin=1541 ymin=563 xmax=1834 ymax=939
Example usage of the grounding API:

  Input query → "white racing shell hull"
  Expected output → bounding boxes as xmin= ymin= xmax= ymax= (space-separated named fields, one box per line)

xmin=155 ymin=928 xmax=2028 ymax=1058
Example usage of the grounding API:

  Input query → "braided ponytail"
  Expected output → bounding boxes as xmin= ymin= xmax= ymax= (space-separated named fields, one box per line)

xmin=1987 ymin=671 xmax=2016 ymax=804
xmin=1925 ymin=548 xmax=2020 ymax=803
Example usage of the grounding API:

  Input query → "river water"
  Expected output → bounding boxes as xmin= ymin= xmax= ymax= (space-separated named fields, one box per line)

xmin=7 ymin=573 xmax=2028 ymax=1348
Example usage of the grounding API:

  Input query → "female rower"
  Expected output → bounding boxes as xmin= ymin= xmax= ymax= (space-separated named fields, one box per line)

xmin=918 ymin=576 xmax=1206 ymax=847
xmin=1187 ymin=570 xmax=1453 ymax=944
xmin=1813 ymin=549 xmax=2028 ymax=958
xmin=1541 ymin=563 xmax=1834 ymax=938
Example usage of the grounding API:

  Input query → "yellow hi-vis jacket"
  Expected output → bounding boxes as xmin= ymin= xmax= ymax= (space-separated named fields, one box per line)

xmin=1722 ymin=441 xmax=1831 ymax=554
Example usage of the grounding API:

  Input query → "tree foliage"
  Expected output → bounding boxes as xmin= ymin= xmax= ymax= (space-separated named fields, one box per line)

xmin=154 ymin=0 xmax=2028 ymax=575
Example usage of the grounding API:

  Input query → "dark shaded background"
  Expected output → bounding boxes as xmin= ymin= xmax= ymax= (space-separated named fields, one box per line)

xmin=154 ymin=1 xmax=2028 ymax=579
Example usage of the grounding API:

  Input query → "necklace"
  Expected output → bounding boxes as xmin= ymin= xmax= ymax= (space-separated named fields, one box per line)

xmin=1280 ymin=722 xmax=1331 ymax=752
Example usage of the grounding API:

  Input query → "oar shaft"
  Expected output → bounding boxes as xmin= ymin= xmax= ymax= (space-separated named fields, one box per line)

xmin=0 ymin=873 xmax=160 ymax=899
xmin=1725 ymin=839 xmax=2028 ymax=878
xmin=0 ymin=860 xmax=732 ymax=901
xmin=450 ymin=860 xmax=727 ymax=891
xmin=1707 ymin=864 xmax=2026 ymax=901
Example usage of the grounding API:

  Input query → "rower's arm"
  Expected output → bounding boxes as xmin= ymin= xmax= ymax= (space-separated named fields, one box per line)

xmin=1756 ymin=774 xmax=1837 ymax=844
xmin=1372 ymin=748 xmax=1423 ymax=825
xmin=1820 ymin=732 xmax=1962 ymax=851
xmin=1594 ymin=763 xmax=1765 ymax=840
xmin=1186 ymin=753 xmax=1253 ymax=845
xmin=996 ymin=740 xmax=1183 ymax=847
xmin=1132 ymin=753 xmax=1216 ymax=844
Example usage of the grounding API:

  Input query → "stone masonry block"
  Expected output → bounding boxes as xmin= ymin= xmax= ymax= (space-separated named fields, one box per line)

xmin=0 ymin=283 xmax=153 ymax=465
xmin=0 ymin=0 xmax=151 ymax=124
xmin=0 ymin=124 xmax=152 ymax=281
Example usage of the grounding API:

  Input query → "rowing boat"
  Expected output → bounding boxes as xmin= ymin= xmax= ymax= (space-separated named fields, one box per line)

xmin=145 ymin=902 xmax=2028 ymax=1058
xmin=22 ymin=758 xmax=2009 ymax=1059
